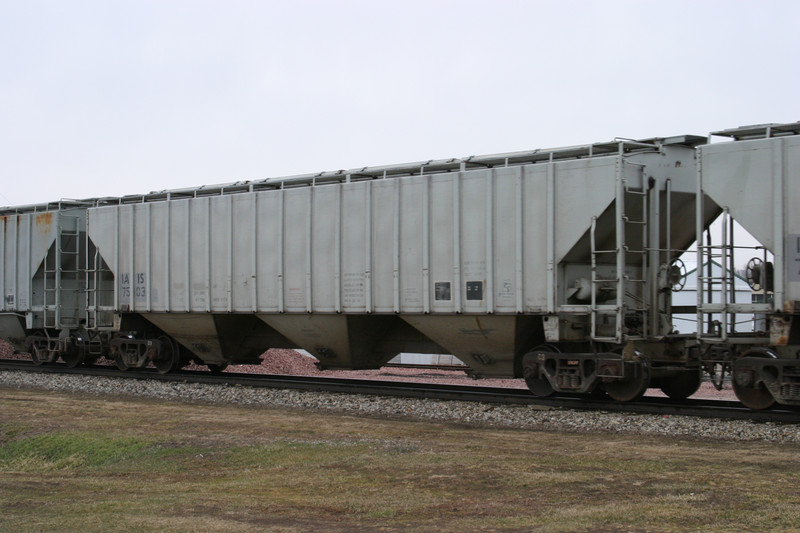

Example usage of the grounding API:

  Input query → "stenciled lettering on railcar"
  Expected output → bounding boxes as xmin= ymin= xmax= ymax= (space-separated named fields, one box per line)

xmin=285 ymin=287 xmax=305 ymax=308
xmin=120 ymin=273 xmax=130 ymax=299
xmin=120 ymin=272 xmax=147 ymax=302
xmin=191 ymin=283 xmax=208 ymax=308
xmin=403 ymin=287 xmax=420 ymax=305
xmin=497 ymin=279 xmax=514 ymax=305
xmin=342 ymin=272 xmax=365 ymax=307
xmin=135 ymin=273 xmax=146 ymax=302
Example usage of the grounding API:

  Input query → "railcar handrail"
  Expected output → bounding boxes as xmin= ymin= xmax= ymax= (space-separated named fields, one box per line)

xmin=1 ymin=135 xmax=701 ymax=212
xmin=710 ymin=121 xmax=800 ymax=141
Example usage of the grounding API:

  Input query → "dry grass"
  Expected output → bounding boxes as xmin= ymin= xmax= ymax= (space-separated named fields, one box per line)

xmin=1 ymin=386 xmax=799 ymax=532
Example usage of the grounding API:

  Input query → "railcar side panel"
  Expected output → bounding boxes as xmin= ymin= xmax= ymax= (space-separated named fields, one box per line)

xmin=89 ymin=154 xmax=647 ymax=322
xmin=790 ymin=141 xmax=800 ymax=297
xmin=398 ymin=176 xmax=425 ymax=313
xmin=428 ymin=175 xmax=455 ymax=313
xmin=371 ymin=180 xmax=397 ymax=313
xmin=340 ymin=182 xmax=368 ymax=312
xmin=209 ymin=196 xmax=230 ymax=312
xmin=166 ymin=200 xmax=189 ymax=312
xmin=492 ymin=166 xmax=523 ymax=313
xmin=309 ymin=185 xmax=336 ymax=312
xmin=521 ymin=164 xmax=549 ymax=312
xmin=1 ymin=212 xmax=58 ymax=315
xmin=554 ymin=158 xmax=617 ymax=266
xmin=700 ymin=135 xmax=800 ymax=304
xmin=255 ymin=191 xmax=282 ymax=311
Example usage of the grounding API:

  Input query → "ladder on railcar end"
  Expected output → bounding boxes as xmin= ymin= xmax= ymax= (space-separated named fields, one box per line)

xmin=43 ymin=214 xmax=83 ymax=330
xmin=694 ymin=208 xmax=769 ymax=342
xmin=590 ymin=156 xmax=649 ymax=344
xmin=85 ymin=242 xmax=115 ymax=330
xmin=696 ymin=209 xmax=730 ymax=340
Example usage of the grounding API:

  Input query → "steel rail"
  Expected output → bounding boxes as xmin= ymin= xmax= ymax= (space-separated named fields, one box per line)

xmin=1 ymin=359 xmax=798 ymax=423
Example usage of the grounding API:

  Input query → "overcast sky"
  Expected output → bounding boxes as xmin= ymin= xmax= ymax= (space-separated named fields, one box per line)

xmin=1 ymin=0 xmax=799 ymax=207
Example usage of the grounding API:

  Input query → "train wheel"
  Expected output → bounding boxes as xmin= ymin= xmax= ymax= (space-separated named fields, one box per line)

xmin=114 ymin=353 xmax=129 ymax=371
xmin=61 ymin=343 xmax=84 ymax=368
xmin=733 ymin=351 xmax=777 ymax=410
xmin=524 ymin=375 xmax=554 ymax=397
xmin=605 ymin=359 xmax=650 ymax=402
xmin=659 ymin=370 xmax=702 ymax=400
xmin=30 ymin=343 xmax=48 ymax=366
xmin=733 ymin=379 xmax=775 ymax=410
xmin=207 ymin=363 xmax=229 ymax=374
xmin=154 ymin=336 xmax=179 ymax=374
xmin=522 ymin=346 xmax=557 ymax=397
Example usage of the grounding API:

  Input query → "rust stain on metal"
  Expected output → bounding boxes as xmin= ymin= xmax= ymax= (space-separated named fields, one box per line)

xmin=35 ymin=212 xmax=54 ymax=234
xmin=474 ymin=316 xmax=489 ymax=341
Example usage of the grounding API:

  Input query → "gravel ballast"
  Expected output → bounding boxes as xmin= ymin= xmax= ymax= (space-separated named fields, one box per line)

xmin=1 ymin=370 xmax=798 ymax=444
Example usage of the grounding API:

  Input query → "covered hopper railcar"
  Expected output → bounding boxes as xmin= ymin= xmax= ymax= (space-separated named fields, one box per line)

xmin=2 ymin=122 xmax=799 ymax=409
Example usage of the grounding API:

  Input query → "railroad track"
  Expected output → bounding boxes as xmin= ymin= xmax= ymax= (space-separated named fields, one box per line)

xmin=2 ymin=359 xmax=799 ymax=423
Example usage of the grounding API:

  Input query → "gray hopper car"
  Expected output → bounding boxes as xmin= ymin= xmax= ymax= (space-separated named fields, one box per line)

xmin=2 ymin=122 xmax=799 ymax=409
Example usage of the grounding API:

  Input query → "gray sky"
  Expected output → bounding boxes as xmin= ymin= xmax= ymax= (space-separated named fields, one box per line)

xmin=2 ymin=0 xmax=799 ymax=207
